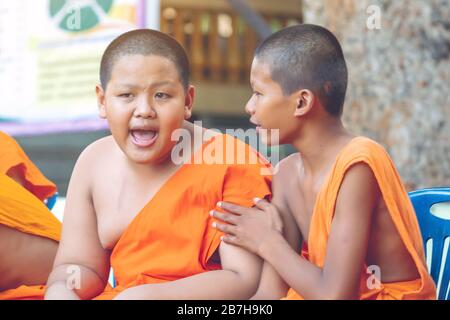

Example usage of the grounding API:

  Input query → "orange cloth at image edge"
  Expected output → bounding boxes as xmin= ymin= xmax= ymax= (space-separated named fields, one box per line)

xmin=95 ymin=134 xmax=272 ymax=299
xmin=283 ymin=137 xmax=436 ymax=300
xmin=0 ymin=131 xmax=56 ymax=201
xmin=0 ymin=174 xmax=61 ymax=299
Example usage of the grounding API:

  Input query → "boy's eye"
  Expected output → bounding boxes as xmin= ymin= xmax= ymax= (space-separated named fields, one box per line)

xmin=155 ymin=92 xmax=170 ymax=99
xmin=118 ymin=93 xmax=133 ymax=98
xmin=253 ymin=91 xmax=262 ymax=97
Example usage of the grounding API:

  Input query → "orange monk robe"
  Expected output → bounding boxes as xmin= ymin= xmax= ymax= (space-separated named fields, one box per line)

xmin=283 ymin=137 xmax=436 ymax=300
xmin=0 ymin=174 xmax=61 ymax=300
xmin=95 ymin=134 xmax=272 ymax=299
xmin=0 ymin=131 xmax=56 ymax=201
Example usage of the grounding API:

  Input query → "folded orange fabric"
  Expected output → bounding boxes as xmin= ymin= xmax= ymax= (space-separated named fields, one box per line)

xmin=0 ymin=131 xmax=56 ymax=201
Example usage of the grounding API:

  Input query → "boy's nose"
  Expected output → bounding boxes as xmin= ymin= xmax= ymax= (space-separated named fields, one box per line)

xmin=135 ymin=99 xmax=156 ymax=119
xmin=245 ymin=98 xmax=255 ymax=116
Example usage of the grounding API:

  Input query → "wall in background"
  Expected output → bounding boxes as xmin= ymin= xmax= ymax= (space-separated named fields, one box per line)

xmin=303 ymin=0 xmax=450 ymax=189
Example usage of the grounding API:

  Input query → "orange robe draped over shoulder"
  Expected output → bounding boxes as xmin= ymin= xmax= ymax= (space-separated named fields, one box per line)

xmin=0 ymin=174 xmax=61 ymax=300
xmin=283 ymin=137 xmax=436 ymax=300
xmin=0 ymin=131 xmax=56 ymax=201
xmin=95 ymin=134 xmax=272 ymax=299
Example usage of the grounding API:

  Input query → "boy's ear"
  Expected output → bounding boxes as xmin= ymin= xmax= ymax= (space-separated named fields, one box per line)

xmin=293 ymin=89 xmax=314 ymax=117
xmin=184 ymin=85 xmax=195 ymax=120
xmin=96 ymin=84 xmax=107 ymax=119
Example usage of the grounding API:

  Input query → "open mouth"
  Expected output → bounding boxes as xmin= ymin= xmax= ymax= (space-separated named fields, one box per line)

xmin=130 ymin=129 xmax=158 ymax=148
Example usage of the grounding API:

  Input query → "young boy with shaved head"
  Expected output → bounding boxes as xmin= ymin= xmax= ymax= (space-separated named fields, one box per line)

xmin=45 ymin=29 xmax=271 ymax=300
xmin=211 ymin=24 xmax=436 ymax=300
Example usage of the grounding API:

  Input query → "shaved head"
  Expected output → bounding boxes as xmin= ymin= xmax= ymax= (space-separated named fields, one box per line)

xmin=255 ymin=24 xmax=348 ymax=117
xmin=100 ymin=29 xmax=190 ymax=90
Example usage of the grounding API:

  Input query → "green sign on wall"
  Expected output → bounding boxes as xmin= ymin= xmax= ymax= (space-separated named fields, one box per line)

xmin=49 ymin=0 xmax=114 ymax=32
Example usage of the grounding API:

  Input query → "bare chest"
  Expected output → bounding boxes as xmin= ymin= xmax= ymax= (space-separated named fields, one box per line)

xmin=93 ymin=184 xmax=150 ymax=250
xmin=286 ymin=190 xmax=316 ymax=242
xmin=284 ymin=172 xmax=326 ymax=242
xmin=91 ymin=168 xmax=178 ymax=250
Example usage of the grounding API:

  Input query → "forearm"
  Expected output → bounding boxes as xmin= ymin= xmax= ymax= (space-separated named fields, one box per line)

xmin=259 ymin=232 xmax=331 ymax=300
xmin=45 ymin=264 xmax=106 ymax=300
xmin=115 ymin=269 xmax=258 ymax=300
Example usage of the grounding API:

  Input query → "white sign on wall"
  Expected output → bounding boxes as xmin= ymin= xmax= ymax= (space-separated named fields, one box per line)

xmin=0 ymin=0 xmax=158 ymax=124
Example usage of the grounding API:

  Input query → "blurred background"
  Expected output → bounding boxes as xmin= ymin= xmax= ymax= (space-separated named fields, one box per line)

xmin=0 ymin=0 xmax=449 ymax=197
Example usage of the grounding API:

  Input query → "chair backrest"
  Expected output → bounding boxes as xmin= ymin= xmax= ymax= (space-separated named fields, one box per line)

xmin=409 ymin=187 xmax=450 ymax=300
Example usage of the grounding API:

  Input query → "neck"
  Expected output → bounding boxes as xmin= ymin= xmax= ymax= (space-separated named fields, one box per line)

xmin=291 ymin=117 xmax=353 ymax=176
xmin=125 ymin=150 xmax=176 ymax=179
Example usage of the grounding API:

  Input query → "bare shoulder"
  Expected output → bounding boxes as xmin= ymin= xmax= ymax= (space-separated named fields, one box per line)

xmin=272 ymin=153 xmax=303 ymax=249
xmin=271 ymin=153 xmax=301 ymax=222
xmin=342 ymin=162 xmax=378 ymax=190
xmin=337 ymin=162 xmax=380 ymax=211
xmin=274 ymin=153 xmax=300 ymax=181
xmin=76 ymin=135 xmax=117 ymax=170
xmin=70 ymin=135 xmax=118 ymax=189
xmin=79 ymin=135 xmax=116 ymax=161
xmin=272 ymin=153 xmax=300 ymax=198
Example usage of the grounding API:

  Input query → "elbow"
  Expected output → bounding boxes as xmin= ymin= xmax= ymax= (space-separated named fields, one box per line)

xmin=240 ymin=279 xmax=260 ymax=300
xmin=231 ymin=271 xmax=260 ymax=299
xmin=319 ymin=291 xmax=349 ymax=300
xmin=310 ymin=274 xmax=357 ymax=300
xmin=251 ymin=283 xmax=288 ymax=300
xmin=46 ymin=263 xmax=106 ymax=300
xmin=251 ymin=290 xmax=285 ymax=300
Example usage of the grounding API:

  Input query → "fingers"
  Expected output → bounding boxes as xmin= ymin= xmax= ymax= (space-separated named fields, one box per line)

xmin=212 ymin=221 xmax=237 ymax=235
xmin=273 ymin=212 xmax=284 ymax=233
xmin=253 ymin=197 xmax=271 ymax=210
xmin=220 ymin=235 xmax=241 ymax=246
xmin=217 ymin=201 xmax=249 ymax=215
xmin=253 ymin=198 xmax=283 ymax=232
xmin=210 ymin=210 xmax=239 ymax=225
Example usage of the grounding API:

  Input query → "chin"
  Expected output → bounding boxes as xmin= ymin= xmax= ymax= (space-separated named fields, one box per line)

xmin=124 ymin=142 xmax=159 ymax=163
xmin=132 ymin=148 xmax=174 ymax=165
xmin=125 ymin=152 xmax=154 ymax=164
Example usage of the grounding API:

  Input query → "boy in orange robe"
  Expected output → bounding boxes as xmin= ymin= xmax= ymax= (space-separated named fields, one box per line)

xmin=0 ymin=132 xmax=61 ymax=299
xmin=211 ymin=24 xmax=436 ymax=300
xmin=45 ymin=29 xmax=271 ymax=300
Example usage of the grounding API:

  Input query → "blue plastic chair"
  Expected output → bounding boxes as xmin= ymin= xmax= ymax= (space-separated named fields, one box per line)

xmin=110 ymin=269 xmax=116 ymax=288
xmin=409 ymin=187 xmax=450 ymax=300
xmin=44 ymin=192 xmax=58 ymax=210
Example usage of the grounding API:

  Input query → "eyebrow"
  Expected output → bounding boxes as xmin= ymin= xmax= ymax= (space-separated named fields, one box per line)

xmin=115 ymin=81 xmax=173 ymax=89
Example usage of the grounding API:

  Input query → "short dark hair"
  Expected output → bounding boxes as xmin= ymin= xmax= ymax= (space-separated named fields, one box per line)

xmin=255 ymin=24 xmax=348 ymax=117
xmin=100 ymin=29 xmax=190 ymax=90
